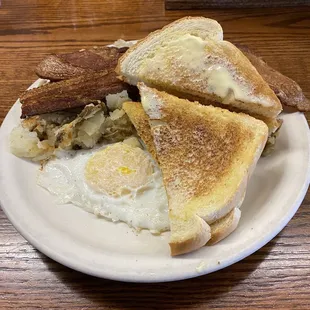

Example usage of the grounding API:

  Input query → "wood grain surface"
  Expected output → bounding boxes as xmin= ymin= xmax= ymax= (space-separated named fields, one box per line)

xmin=0 ymin=1 xmax=310 ymax=309
xmin=166 ymin=0 xmax=310 ymax=9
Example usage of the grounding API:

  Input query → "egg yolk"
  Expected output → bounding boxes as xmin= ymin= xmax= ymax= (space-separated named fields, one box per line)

xmin=84 ymin=143 xmax=153 ymax=197
xmin=117 ymin=166 xmax=136 ymax=175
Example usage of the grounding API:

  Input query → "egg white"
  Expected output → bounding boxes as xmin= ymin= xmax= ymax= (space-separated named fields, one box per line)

xmin=37 ymin=144 xmax=170 ymax=233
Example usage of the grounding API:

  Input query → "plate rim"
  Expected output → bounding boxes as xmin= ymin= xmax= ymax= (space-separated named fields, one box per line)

xmin=0 ymin=79 xmax=310 ymax=283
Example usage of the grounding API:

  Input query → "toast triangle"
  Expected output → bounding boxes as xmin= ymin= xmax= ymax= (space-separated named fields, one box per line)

xmin=137 ymin=84 xmax=268 ymax=255
xmin=123 ymin=101 xmax=243 ymax=249
xmin=116 ymin=17 xmax=282 ymax=119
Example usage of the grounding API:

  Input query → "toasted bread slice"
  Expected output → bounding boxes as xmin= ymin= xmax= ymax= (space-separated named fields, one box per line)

xmin=116 ymin=17 xmax=282 ymax=119
xmin=124 ymin=101 xmax=243 ymax=248
xmin=138 ymin=84 xmax=268 ymax=255
xmin=123 ymin=101 xmax=280 ymax=162
xmin=123 ymin=101 xmax=158 ymax=160
xmin=208 ymin=208 xmax=241 ymax=245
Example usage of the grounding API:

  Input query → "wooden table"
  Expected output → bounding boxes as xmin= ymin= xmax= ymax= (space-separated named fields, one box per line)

xmin=1 ymin=1 xmax=309 ymax=309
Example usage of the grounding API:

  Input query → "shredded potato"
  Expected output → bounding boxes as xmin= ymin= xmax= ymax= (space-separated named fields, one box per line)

xmin=10 ymin=97 xmax=135 ymax=161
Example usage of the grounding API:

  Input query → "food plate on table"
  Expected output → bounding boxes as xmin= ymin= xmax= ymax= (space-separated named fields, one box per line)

xmin=0 ymin=17 xmax=310 ymax=282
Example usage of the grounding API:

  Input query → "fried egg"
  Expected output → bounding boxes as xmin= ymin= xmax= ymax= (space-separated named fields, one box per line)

xmin=37 ymin=141 xmax=169 ymax=233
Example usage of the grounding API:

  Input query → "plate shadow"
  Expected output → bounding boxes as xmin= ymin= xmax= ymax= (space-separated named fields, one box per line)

xmin=37 ymin=237 xmax=279 ymax=309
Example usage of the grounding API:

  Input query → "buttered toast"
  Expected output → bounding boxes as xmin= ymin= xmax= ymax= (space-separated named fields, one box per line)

xmin=116 ymin=17 xmax=282 ymax=119
xmin=137 ymin=84 xmax=268 ymax=255
xmin=124 ymin=100 xmax=243 ymax=249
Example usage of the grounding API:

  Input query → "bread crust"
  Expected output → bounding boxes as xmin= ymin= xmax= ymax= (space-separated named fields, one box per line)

xmin=208 ymin=208 xmax=241 ymax=245
xmin=170 ymin=215 xmax=211 ymax=256
xmin=123 ymin=101 xmax=158 ymax=160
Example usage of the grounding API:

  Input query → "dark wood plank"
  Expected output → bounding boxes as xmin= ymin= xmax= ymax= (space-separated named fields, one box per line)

xmin=0 ymin=1 xmax=309 ymax=309
xmin=166 ymin=0 xmax=310 ymax=9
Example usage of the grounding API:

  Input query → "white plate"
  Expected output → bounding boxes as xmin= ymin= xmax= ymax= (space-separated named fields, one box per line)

xmin=0 ymin=79 xmax=310 ymax=283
